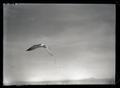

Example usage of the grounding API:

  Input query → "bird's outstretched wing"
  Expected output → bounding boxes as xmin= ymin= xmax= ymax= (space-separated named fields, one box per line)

xmin=45 ymin=47 xmax=54 ymax=56
xmin=26 ymin=45 xmax=39 ymax=51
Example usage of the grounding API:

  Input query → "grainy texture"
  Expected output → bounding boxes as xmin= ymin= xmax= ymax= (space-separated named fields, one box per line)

xmin=3 ymin=4 xmax=115 ymax=85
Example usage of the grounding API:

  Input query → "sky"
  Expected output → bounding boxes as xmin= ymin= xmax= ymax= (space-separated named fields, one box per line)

xmin=3 ymin=4 xmax=115 ymax=84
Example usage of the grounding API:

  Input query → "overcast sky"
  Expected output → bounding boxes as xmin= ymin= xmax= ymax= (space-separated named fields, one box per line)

xmin=3 ymin=4 xmax=115 ymax=84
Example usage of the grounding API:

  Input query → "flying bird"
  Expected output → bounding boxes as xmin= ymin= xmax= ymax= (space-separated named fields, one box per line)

xmin=26 ymin=43 xmax=54 ymax=56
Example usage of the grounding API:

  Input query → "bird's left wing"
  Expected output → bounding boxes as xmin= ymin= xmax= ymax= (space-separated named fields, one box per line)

xmin=26 ymin=45 xmax=39 ymax=51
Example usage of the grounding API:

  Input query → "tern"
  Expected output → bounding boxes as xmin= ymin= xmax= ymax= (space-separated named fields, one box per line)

xmin=26 ymin=43 xmax=54 ymax=56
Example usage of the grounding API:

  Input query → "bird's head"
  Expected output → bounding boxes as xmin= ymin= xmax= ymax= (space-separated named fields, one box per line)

xmin=41 ymin=43 xmax=45 ymax=46
xmin=38 ymin=43 xmax=47 ymax=47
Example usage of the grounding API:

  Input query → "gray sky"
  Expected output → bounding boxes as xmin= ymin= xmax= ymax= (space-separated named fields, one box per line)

xmin=3 ymin=4 xmax=115 ymax=84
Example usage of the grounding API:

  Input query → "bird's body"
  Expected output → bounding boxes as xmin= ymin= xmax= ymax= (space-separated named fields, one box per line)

xmin=26 ymin=44 xmax=46 ymax=51
xmin=26 ymin=43 xmax=54 ymax=56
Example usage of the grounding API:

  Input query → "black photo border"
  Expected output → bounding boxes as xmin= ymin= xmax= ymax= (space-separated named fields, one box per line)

xmin=1 ymin=0 xmax=119 ymax=88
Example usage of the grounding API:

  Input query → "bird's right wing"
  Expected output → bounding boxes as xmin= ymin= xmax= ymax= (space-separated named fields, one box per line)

xmin=45 ymin=47 xmax=54 ymax=56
